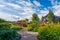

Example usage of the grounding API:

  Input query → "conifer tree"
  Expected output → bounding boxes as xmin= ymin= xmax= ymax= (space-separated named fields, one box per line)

xmin=48 ymin=10 xmax=54 ymax=23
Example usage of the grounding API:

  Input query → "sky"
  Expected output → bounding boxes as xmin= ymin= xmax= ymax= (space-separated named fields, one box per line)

xmin=0 ymin=0 xmax=60 ymax=21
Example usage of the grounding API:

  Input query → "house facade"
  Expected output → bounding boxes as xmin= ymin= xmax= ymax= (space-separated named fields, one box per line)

xmin=43 ymin=15 xmax=60 ymax=23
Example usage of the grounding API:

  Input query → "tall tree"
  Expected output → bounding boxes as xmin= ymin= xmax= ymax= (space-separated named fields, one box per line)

xmin=48 ymin=10 xmax=54 ymax=23
xmin=32 ymin=13 xmax=39 ymax=23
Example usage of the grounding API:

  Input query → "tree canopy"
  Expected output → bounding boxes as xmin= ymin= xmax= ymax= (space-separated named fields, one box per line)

xmin=48 ymin=10 xmax=54 ymax=23
xmin=32 ymin=13 xmax=39 ymax=23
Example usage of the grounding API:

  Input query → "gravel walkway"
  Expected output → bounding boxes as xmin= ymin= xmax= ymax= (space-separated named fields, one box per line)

xmin=17 ymin=27 xmax=38 ymax=40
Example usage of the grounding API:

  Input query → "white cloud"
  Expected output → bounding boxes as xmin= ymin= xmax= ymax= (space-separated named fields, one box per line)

xmin=40 ymin=10 xmax=49 ymax=14
xmin=17 ymin=1 xmax=33 ymax=7
xmin=49 ymin=0 xmax=59 ymax=6
xmin=18 ymin=7 xmax=34 ymax=20
xmin=15 ymin=1 xmax=37 ymax=20
xmin=52 ymin=5 xmax=60 ymax=10
xmin=6 ymin=3 xmax=21 ymax=10
xmin=48 ymin=0 xmax=60 ymax=16
xmin=24 ymin=1 xmax=32 ymax=6
xmin=0 ymin=4 xmax=6 ymax=8
xmin=0 ymin=0 xmax=43 ymax=21
xmin=0 ymin=12 xmax=20 ymax=21
xmin=50 ymin=0 xmax=60 ymax=16
xmin=38 ymin=9 xmax=49 ymax=19
xmin=52 ymin=5 xmax=60 ymax=16
xmin=33 ymin=0 xmax=41 ymax=7
xmin=49 ymin=0 xmax=54 ymax=5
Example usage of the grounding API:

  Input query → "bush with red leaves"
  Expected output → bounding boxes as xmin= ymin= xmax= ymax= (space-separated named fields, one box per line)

xmin=13 ymin=22 xmax=27 ymax=27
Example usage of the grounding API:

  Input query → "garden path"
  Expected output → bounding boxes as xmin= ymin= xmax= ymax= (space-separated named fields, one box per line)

xmin=17 ymin=27 xmax=38 ymax=40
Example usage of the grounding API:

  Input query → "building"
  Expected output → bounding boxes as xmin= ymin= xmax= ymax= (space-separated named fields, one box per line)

xmin=43 ymin=15 xmax=60 ymax=23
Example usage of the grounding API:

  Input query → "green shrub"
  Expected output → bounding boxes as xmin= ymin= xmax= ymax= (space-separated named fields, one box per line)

xmin=30 ymin=23 xmax=38 ymax=28
xmin=38 ymin=26 xmax=60 ymax=40
xmin=11 ymin=25 xmax=23 ymax=30
xmin=30 ymin=23 xmax=39 ymax=31
xmin=33 ymin=26 xmax=39 ymax=32
xmin=0 ymin=29 xmax=21 ymax=40
xmin=27 ymin=23 xmax=39 ymax=32
xmin=27 ymin=25 xmax=33 ymax=31
xmin=0 ymin=23 xmax=11 ymax=29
